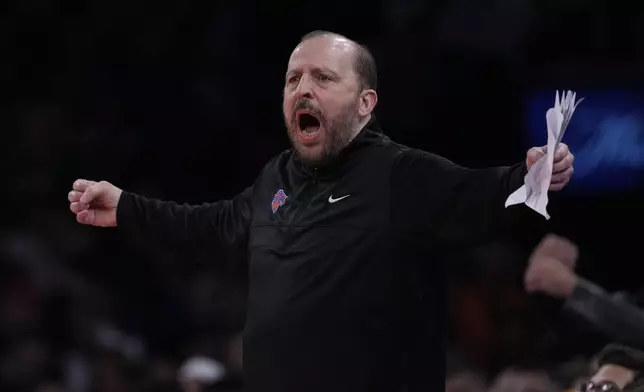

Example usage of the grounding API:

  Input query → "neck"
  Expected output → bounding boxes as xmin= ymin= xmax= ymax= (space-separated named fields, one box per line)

xmin=346 ymin=113 xmax=372 ymax=144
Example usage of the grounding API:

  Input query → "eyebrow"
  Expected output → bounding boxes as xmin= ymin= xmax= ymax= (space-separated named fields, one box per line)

xmin=317 ymin=67 xmax=341 ymax=79
xmin=285 ymin=67 xmax=341 ymax=79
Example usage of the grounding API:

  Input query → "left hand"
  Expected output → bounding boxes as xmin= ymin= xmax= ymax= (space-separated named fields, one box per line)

xmin=526 ymin=143 xmax=574 ymax=191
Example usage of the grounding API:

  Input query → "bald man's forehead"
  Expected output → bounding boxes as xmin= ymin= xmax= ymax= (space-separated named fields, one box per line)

xmin=287 ymin=36 xmax=356 ymax=76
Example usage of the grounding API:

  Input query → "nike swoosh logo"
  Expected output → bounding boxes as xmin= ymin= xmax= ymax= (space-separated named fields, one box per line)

xmin=328 ymin=194 xmax=351 ymax=203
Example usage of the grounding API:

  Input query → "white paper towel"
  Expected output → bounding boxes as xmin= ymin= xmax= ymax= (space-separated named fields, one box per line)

xmin=505 ymin=90 xmax=584 ymax=219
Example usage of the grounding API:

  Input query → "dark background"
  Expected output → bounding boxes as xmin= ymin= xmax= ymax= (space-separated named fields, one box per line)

xmin=2 ymin=1 xmax=643 ymax=391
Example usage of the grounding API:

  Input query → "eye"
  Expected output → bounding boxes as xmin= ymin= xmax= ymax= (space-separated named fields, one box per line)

xmin=317 ymin=74 xmax=332 ymax=82
xmin=287 ymin=75 xmax=300 ymax=85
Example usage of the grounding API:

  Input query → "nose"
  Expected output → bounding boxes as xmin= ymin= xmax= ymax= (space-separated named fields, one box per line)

xmin=295 ymin=74 xmax=314 ymax=99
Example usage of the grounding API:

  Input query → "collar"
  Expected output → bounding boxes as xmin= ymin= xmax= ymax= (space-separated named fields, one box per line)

xmin=292 ymin=115 xmax=384 ymax=179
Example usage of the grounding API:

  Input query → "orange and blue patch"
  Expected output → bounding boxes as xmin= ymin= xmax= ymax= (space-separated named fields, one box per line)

xmin=271 ymin=189 xmax=288 ymax=213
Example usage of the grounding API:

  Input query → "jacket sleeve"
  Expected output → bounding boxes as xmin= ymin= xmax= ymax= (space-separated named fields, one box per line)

xmin=564 ymin=279 xmax=644 ymax=350
xmin=393 ymin=149 xmax=530 ymax=246
xmin=116 ymin=186 xmax=253 ymax=254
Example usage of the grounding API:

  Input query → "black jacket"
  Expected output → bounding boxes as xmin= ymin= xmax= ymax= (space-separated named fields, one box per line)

xmin=116 ymin=119 xmax=528 ymax=392
xmin=564 ymin=279 xmax=644 ymax=350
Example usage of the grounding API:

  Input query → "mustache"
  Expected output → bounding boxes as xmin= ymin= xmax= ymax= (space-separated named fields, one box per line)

xmin=292 ymin=99 xmax=323 ymax=123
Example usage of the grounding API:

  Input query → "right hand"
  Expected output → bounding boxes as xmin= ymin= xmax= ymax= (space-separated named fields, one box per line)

xmin=68 ymin=179 xmax=123 ymax=227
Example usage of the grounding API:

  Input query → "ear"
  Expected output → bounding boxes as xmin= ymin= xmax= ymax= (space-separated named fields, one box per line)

xmin=358 ymin=89 xmax=378 ymax=117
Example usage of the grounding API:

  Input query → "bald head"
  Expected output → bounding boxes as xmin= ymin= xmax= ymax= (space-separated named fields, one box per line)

xmin=299 ymin=31 xmax=378 ymax=91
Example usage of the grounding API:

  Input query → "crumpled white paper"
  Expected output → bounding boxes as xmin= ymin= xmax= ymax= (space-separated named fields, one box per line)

xmin=504 ymin=90 xmax=584 ymax=219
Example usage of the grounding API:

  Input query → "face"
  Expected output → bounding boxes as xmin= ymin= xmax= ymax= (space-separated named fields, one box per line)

xmin=283 ymin=35 xmax=376 ymax=167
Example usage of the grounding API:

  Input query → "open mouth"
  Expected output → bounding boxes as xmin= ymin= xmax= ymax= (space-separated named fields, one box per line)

xmin=297 ymin=111 xmax=321 ymax=137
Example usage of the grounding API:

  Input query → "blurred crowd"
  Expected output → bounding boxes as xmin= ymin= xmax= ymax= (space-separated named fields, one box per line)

xmin=1 ymin=110 xmax=248 ymax=392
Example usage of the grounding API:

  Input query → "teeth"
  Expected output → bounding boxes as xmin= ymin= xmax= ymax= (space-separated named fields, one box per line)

xmin=302 ymin=126 xmax=319 ymax=135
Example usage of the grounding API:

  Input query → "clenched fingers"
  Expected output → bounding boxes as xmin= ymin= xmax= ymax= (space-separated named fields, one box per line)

xmin=76 ymin=209 xmax=96 ymax=225
xmin=553 ymin=143 xmax=569 ymax=163
xmin=68 ymin=190 xmax=82 ymax=202
xmin=553 ymin=152 xmax=574 ymax=174
xmin=72 ymin=179 xmax=96 ymax=192
xmin=69 ymin=201 xmax=88 ymax=214
xmin=524 ymin=268 xmax=542 ymax=293
xmin=550 ymin=167 xmax=573 ymax=186
xmin=533 ymin=233 xmax=578 ymax=268
xmin=79 ymin=181 xmax=108 ymax=204
xmin=549 ymin=179 xmax=570 ymax=191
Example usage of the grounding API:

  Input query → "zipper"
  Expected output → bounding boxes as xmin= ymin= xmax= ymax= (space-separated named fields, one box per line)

xmin=296 ymin=167 xmax=319 ymax=204
xmin=301 ymin=167 xmax=319 ymax=203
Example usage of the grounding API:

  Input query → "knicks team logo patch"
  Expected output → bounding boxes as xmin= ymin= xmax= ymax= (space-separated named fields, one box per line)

xmin=271 ymin=189 xmax=289 ymax=213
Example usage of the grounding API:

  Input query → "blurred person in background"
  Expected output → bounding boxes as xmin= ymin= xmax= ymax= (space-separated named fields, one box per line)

xmin=553 ymin=356 xmax=592 ymax=391
xmin=525 ymin=235 xmax=644 ymax=391
xmin=488 ymin=367 xmax=559 ymax=392
xmin=445 ymin=370 xmax=487 ymax=392
xmin=68 ymin=31 xmax=574 ymax=392
xmin=447 ymin=239 xmax=561 ymax=376
xmin=577 ymin=344 xmax=644 ymax=392
xmin=177 ymin=356 xmax=226 ymax=392
xmin=524 ymin=234 xmax=644 ymax=350
xmin=445 ymin=348 xmax=488 ymax=392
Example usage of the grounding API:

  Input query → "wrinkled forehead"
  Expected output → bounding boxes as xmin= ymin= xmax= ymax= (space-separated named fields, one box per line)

xmin=287 ymin=36 xmax=356 ymax=77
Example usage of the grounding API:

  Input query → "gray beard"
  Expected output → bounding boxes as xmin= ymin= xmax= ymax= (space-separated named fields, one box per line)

xmin=286 ymin=109 xmax=357 ymax=168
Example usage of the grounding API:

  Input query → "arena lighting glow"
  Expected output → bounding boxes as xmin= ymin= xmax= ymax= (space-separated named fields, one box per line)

xmin=526 ymin=90 xmax=644 ymax=193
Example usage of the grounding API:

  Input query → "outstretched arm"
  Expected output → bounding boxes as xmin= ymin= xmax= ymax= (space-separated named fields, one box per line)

xmin=564 ymin=280 xmax=644 ymax=351
xmin=117 ymin=187 xmax=253 ymax=253
xmin=69 ymin=179 xmax=253 ymax=254
xmin=393 ymin=144 xmax=573 ymax=246
xmin=393 ymin=149 xmax=527 ymax=246
xmin=524 ymin=234 xmax=644 ymax=351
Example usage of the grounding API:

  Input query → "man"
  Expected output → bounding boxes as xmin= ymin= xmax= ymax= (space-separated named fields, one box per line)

xmin=524 ymin=234 xmax=644 ymax=350
xmin=68 ymin=31 xmax=574 ymax=392
xmin=578 ymin=344 xmax=644 ymax=391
